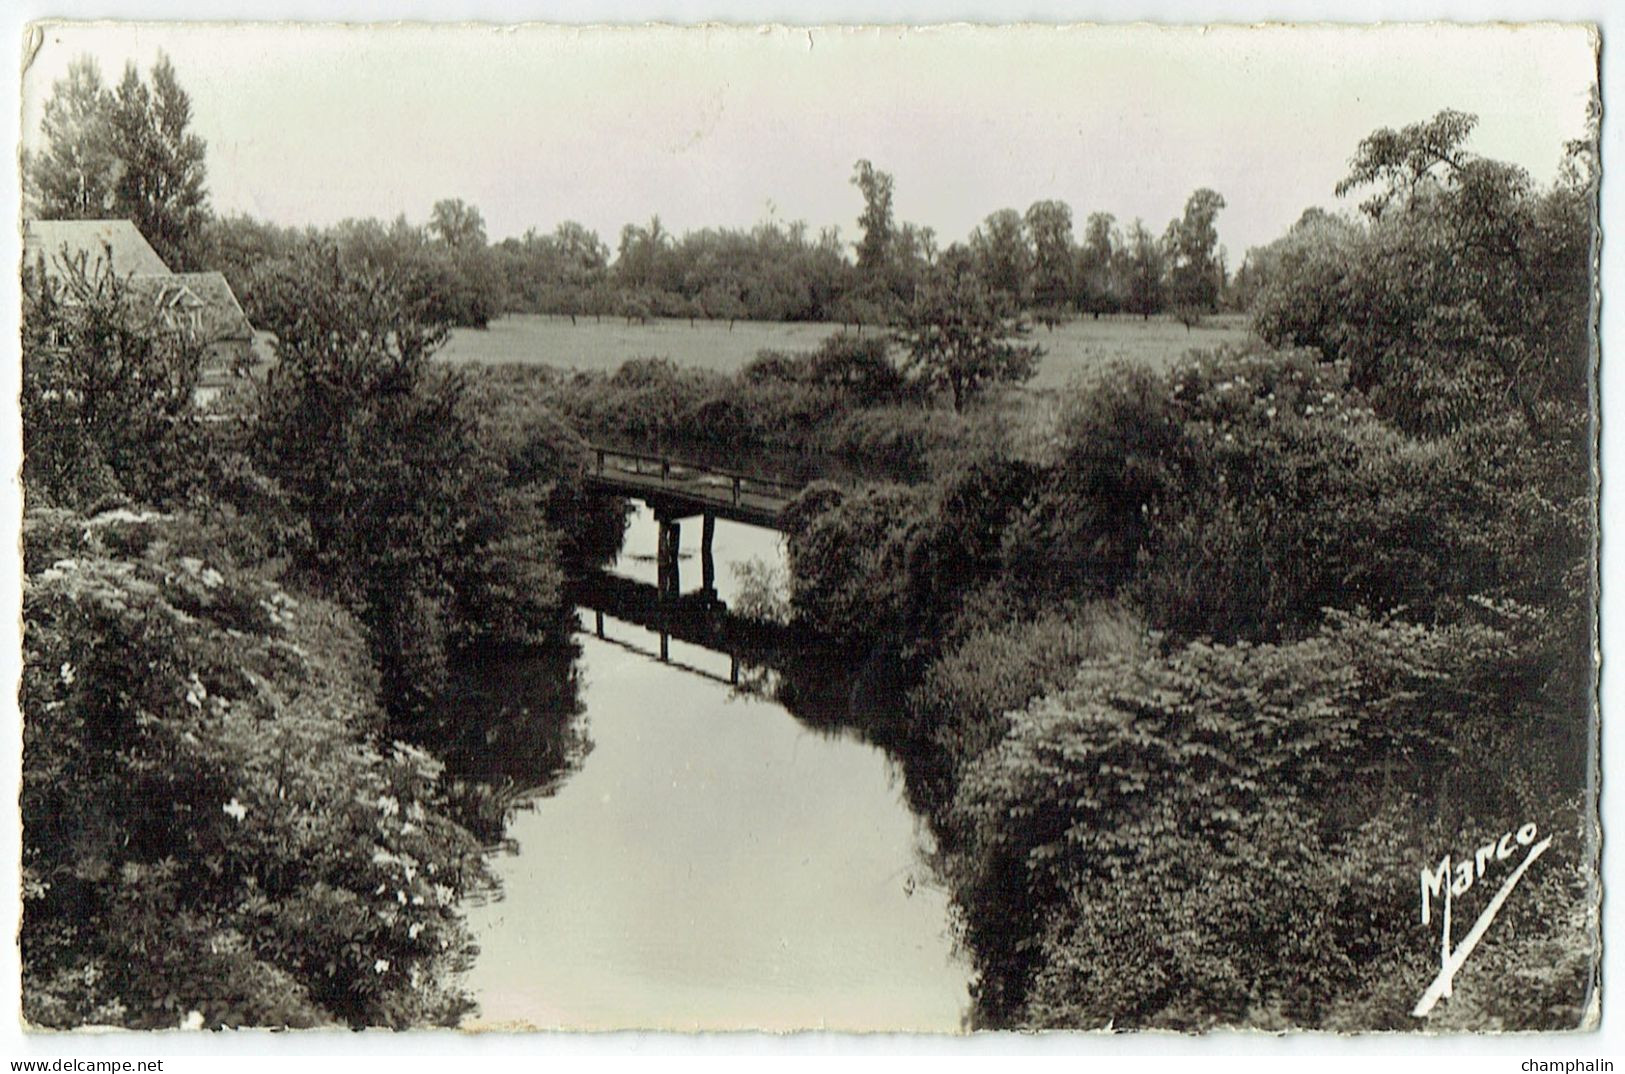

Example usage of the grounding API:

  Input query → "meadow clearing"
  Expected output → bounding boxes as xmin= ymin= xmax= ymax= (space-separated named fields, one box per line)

xmin=441 ymin=312 xmax=1255 ymax=390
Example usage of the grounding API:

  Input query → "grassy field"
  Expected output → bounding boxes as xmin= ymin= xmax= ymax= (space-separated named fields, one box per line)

xmin=441 ymin=312 xmax=1255 ymax=390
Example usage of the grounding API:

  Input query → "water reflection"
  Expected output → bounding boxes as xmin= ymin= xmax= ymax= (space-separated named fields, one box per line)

xmin=427 ymin=642 xmax=592 ymax=847
xmin=459 ymin=501 xmax=971 ymax=1031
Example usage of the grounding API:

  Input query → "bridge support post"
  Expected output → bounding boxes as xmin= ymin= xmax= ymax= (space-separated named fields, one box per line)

xmin=657 ymin=516 xmax=681 ymax=599
xmin=595 ymin=610 xmax=605 ymax=638
xmin=700 ymin=513 xmax=716 ymax=596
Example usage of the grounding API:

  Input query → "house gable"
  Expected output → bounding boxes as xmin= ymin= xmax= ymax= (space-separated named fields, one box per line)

xmin=25 ymin=219 xmax=257 ymax=347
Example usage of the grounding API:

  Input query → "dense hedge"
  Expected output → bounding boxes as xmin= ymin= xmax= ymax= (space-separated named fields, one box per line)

xmin=22 ymin=509 xmax=490 ymax=1027
xmin=946 ymin=610 xmax=1591 ymax=1028
xmin=472 ymin=332 xmax=1044 ymax=486
xmin=781 ymin=338 xmax=1595 ymax=1028
xmin=20 ymin=238 xmax=607 ymax=1027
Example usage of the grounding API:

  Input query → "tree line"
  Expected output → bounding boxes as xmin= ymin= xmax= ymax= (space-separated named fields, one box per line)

xmin=27 ymin=53 xmax=1234 ymax=335
xmin=187 ymin=172 xmax=1232 ymax=335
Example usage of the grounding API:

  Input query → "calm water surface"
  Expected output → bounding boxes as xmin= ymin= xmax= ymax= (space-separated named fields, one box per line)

xmin=461 ymin=505 xmax=970 ymax=1031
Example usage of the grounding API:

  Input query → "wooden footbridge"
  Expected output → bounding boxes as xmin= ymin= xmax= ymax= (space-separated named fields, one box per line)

xmin=584 ymin=445 xmax=809 ymax=601
xmin=585 ymin=445 xmax=805 ymax=529
xmin=576 ymin=444 xmax=835 ymax=686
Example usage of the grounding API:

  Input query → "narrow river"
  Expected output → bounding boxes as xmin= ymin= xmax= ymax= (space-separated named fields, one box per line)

xmin=460 ymin=503 xmax=970 ymax=1031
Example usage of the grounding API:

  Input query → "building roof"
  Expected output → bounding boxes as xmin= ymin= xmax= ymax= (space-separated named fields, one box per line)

xmin=126 ymin=272 xmax=256 ymax=343
xmin=173 ymin=271 xmax=254 ymax=342
xmin=25 ymin=219 xmax=256 ymax=345
xmin=24 ymin=219 xmax=172 ymax=279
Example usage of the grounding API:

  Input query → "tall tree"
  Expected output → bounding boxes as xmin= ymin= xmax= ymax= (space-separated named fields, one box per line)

xmin=1263 ymin=108 xmax=1594 ymax=435
xmin=550 ymin=220 xmax=610 ymax=275
xmin=615 ymin=215 xmax=674 ymax=292
xmin=1123 ymin=219 xmax=1166 ymax=320
xmin=1335 ymin=108 xmax=1478 ymax=219
xmin=1164 ymin=188 xmax=1227 ymax=314
xmin=104 ymin=55 xmax=211 ymax=268
xmin=26 ymin=53 xmax=211 ymax=266
xmin=250 ymin=241 xmax=563 ymax=719
xmin=851 ymin=159 xmax=896 ymax=281
xmin=1077 ymin=212 xmax=1120 ymax=316
xmin=970 ymin=208 xmax=1032 ymax=306
xmin=24 ymin=57 xmax=117 ymax=219
xmin=1025 ymin=199 xmax=1075 ymax=324
xmin=891 ymin=221 xmax=938 ymax=303
xmin=428 ymin=198 xmax=488 ymax=249
xmin=895 ymin=250 xmax=1043 ymax=412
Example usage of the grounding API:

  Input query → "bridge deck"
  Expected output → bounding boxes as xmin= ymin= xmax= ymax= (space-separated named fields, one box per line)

xmin=585 ymin=446 xmax=803 ymax=529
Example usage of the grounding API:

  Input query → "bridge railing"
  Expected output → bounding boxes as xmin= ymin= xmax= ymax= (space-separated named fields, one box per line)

xmin=591 ymin=445 xmax=805 ymax=508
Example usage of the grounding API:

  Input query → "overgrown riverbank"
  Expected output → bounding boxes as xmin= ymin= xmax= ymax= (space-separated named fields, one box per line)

xmin=19 ymin=83 xmax=1599 ymax=1033
xmin=464 ymin=333 xmax=1056 ymax=486
xmin=771 ymin=115 xmax=1599 ymax=1030
xmin=20 ymin=242 xmax=621 ymax=1027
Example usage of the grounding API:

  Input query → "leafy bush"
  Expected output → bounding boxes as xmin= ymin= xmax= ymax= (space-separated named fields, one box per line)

xmin=782 ymin=481 xmax=929 ymax=649
xmin=460 ymin=375 xmax=630 ymax=572
xmin=739 ymin=350 xmax=805 ymax=385
xmin=895 ymin=454 xmax=1043 ymax=651
xmin=895 ymin=258 xmax=1042 ymax=412
xmin=1002 ymin=346 xmax=1591 ymax=646
xmin=945 ymin=610 xmax=1592 ymax=1029
xmin=783 ymin=456 xmax=1040 ymax=656
xmin=1000 ymin=361 xmax=1178 ymax=602
xmin=821 ymin=405 xmax=963 ymax=482
xmin=508 ymin=336 xmax=924 ymax=473
xmin=1138 ymin=348 xmax=1451 ymax=639
xmin=730 ymin=557 xmax=793 ymax=626
xmin=774 ymin=332 xmax=909 ymax=405
xmin=22 ymin=255 xmax=204 ymax=511
xmin=22 ymin=509 xmax=489 ymax=1028
xmin=545 ymin=357 xmax=832 ymax=457
xmin=907 ymin=602 xmax=1143 ymax=780
xmin=249 ymin=242 xmax=573 ymax=721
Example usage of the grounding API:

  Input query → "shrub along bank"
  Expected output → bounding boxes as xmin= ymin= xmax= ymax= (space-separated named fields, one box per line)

xmin=23 ymin=509 xmax=488 ymax=1027
xmin=777 ymin=114 xmax=1598 ymax=1029
xmin=464 ymin=332 xmax=1034 ymax=484
xmin=781 ymin=341 xmax=1595 ymax=1030
xmin=20 ymin=241 xmax=616 ymax=1026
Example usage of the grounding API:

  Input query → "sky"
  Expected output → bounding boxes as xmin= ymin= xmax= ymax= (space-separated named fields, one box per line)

xmin=18 ymin=21 xmax=1598 ymax=261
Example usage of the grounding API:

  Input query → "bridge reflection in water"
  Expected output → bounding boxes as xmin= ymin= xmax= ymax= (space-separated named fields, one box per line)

xmin=569 ymin=571 xmax=770 ymax=687
xmin=576 ymin=449 xmax=873 ymax=732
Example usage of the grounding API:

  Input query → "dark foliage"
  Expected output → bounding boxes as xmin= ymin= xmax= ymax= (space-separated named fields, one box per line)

xmin=23 ymin=509 xmax=490 ymax=1028
xmin=22 ymin=256 xmax=204 ymax=510
xmin=26 ymin=53 xmax=210 ymax=268
xmin=247 ymin=241 xmax=573 ymax=722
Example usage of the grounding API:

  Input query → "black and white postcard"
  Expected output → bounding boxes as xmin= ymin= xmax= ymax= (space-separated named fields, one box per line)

xmin=11 ymin=17 xmax=1604 ymax=1048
